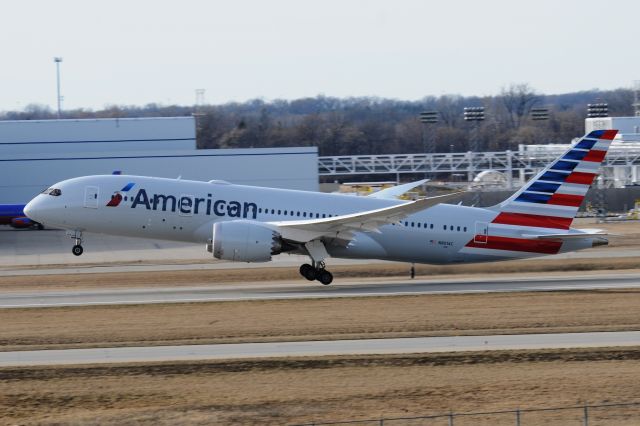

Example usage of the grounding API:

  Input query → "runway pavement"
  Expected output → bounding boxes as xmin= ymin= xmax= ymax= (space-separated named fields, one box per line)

xmin=2 ymin=272 xmax=640 ymax=308
xmin=1 ymin=331 xmax=638 ymax=367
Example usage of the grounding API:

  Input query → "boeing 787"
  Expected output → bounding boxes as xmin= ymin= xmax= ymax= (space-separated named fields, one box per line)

xmin=24 ymin=130 xmax=616 ymax=284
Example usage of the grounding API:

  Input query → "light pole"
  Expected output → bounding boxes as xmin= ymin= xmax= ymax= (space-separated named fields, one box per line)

xmin=464 ymin=106 xmax=485 ymax=205
xmin=530 ymin=107 xmax=549 ymax=121
xmin=587 ymin=102 xmax=608 ymax=118
xmin=54 ymin=57 xmax=63 ymax=118
xmin=587 ymin=102 xmax=609 ymax=221
xmin=419 ymin=110 xmax=438 ymax=179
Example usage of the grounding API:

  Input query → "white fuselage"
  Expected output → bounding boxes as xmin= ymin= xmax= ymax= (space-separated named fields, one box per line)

xmin=25 ymin=175 xmax=595 ymax=265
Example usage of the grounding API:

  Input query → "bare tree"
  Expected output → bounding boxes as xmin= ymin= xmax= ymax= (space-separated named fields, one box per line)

xmin=500 ymin=83 xmax=539 ymax=129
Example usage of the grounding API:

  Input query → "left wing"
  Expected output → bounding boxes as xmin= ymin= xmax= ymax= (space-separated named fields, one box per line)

xmin=269 ymin=191 xmax=464 ymax=243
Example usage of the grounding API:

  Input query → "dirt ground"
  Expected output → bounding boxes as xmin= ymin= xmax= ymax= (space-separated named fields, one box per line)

xmin=1 ymin=289 xmax=639 ymax=352
xmin=1 ymin=348 xmax=639 ymax=425
xmin=1 ymin=218 xmax=640 ymax=424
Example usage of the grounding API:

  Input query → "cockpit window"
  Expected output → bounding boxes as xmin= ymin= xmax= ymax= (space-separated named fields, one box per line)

xmin=42 ymin=188 xmax=62 ymax=196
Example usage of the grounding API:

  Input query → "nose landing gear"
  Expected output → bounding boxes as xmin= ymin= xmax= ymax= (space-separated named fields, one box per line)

xmin=66 ymin=230 xmax=84 ymax=256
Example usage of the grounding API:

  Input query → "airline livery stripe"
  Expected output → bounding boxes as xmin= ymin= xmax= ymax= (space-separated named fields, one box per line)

xmin=547 ymin=193 xmax=584 ymax=207
xmin=515 ymin=192 xmax=551 ymax=204
xmin=582 ymin=149 xmax=607 ymax=163
xmin=551 ymin=160 xmax=579 ymax=172
xmin=557 ymin=183 xmax=590 ymax=195
xmin=591 ymin=129 xmax=617 ymax=140
xmin=539 ymin=171 xmax=571 ymax=183
xmin=574 ymin=139 xmax=597 ymax=150
xmin=505 ymin=202 xmax=578 ymax=217
xmin=574 ymin=162 xmax=601 ymax=173
xmin=562 ymin=150 xmax=588 ymax=161
xmin=593 ymin=140 xmax=612 ymax=151
xmin=565 ymin=172 xmax=596 ymax=185
xmin=465 ymin=235 xmax=562 ymax=254
xmin=527 ymin=182 xmax=561 ymax=193
xmin=492 ymin=212 xmax=572 ymax=229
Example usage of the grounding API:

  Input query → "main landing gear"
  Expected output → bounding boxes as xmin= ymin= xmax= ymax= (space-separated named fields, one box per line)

xmin=299 ymin=263 xmax=333 ymax=285
xmin=299 ymin=239 xmax=333 ymax=285
xmin=67 ymin=230 xmax=84 ymax=256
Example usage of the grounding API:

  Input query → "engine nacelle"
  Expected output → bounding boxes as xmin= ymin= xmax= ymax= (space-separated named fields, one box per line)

xmin=209 ymin=220 xmax=283 ymax=262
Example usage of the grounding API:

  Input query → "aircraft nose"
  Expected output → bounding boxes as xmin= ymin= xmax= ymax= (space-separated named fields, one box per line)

xmin=23 ymin=198 xmax=41 ymax=222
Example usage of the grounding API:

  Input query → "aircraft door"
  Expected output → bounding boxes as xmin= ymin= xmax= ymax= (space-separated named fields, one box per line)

xmin=474 ymin=221 xmax=489 ymax=244
xmin=84 ymin=186 xmax=99 ymax=209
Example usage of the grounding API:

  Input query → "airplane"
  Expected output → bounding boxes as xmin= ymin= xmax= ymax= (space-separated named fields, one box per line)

xmin=0 ymin=204 xmax=44 ymax=229
xmin=24 ymin=130 xmax=617 ymax=285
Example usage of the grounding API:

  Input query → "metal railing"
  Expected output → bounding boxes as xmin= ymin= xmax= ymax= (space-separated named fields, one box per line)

xmin=318 ymin=149 xmax=640 ymax=188
xmin=295 ymin=401 xmax=640 ymax=425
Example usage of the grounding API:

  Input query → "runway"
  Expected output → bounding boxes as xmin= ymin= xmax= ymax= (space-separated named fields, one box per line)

xmin=2 ymin=272 xmax=640 ymax=308
xmin=1 ymin=331 xmax=638 ymax=367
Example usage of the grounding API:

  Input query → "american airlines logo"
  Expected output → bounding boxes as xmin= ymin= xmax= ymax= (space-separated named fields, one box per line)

xmin=123 ymin=187 xmax=258 ymax=219
xmin=106 ymin=182 xmax=136 ymax=207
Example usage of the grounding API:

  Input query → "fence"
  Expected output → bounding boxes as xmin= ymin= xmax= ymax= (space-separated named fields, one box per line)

xmin=295 ymin=401 xmax=640 ymax=426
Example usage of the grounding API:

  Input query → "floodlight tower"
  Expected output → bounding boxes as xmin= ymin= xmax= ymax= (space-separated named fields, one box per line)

xmin=419 ymin=110 xmax=439 ymax=179
xmin=54 ymin=57 xmax=63 ymax=118
xmin=464 ymin=106 xmax=485 ymax=205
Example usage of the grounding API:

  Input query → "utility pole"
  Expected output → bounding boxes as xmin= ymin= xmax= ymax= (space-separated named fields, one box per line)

xmin=54 ymin=57 xmax=63 ymax=118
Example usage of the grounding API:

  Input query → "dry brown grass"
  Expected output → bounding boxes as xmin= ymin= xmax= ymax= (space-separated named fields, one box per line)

xmin=2 ymin=219 xmax=640 ymax=424
xmin=1 ymin=289 xmax=639 ymax=352
xmin=1 ymin=348 xmax=639 ymax=425
xmin=2 ymin=256 xmax=640 ymax=294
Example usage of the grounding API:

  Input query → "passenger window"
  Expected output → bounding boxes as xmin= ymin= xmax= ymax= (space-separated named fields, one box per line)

xmin=430 ymin=224 xmax=434 ymax=229
xmin=464 ymin=226 xmax=467 ymax=232
xmin=278 ymin=210 xmax=281 ymax=215
xmin=443 ymin=225 xmax=446 ymax=230
xmin=457 ymin=226 xmax=460 ymax=231
xmin=417 ymin=223 xmax=421 ymax=228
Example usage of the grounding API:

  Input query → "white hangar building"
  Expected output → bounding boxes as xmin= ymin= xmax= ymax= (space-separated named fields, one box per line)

xmin=0 ymin=117 xmax=318 ymax=203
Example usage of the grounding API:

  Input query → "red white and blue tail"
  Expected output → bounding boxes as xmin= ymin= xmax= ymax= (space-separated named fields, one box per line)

xmin=491 ymin=129 xmax=618 ymax=230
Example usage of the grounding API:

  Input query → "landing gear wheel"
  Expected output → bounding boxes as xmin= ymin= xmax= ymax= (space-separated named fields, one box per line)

xmin=299 ymin=264 xmax=317 ymax=281
xmin=318 ymin=270 xmax=333 ymax=285
xmin=72 ymin=245 xmax=84 ymax=256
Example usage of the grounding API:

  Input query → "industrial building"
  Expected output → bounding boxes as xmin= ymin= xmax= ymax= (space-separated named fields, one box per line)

xmin=0 ymin=117 xmax=318 ymax=203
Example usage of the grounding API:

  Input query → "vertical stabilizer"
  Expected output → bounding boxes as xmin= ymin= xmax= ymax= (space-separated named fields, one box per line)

xmin=491 ymin=130 xmax=618 ymax=230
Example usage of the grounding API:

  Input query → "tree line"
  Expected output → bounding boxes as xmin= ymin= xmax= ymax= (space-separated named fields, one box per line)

xmin=1 ymin=85 xmax=634 ymax=156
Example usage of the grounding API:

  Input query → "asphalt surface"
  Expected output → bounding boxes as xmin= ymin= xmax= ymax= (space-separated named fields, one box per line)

xmin=1 ymin=331 xmax=638 ymax=367
xmin=2 ymin=273 xmax=640 ymax=308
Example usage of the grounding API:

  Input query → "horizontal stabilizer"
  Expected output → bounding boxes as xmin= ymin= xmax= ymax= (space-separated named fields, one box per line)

xmin=522 ymin=230 xmax=607 ymax=240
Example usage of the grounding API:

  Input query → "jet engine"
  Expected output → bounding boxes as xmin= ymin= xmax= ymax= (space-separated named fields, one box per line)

xmin=208 ymin=220 xmax=283 ymax=262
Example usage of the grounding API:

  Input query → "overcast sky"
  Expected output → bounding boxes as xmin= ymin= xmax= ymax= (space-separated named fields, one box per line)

xmin=1 ymin=0 xmax=638 ymax=111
